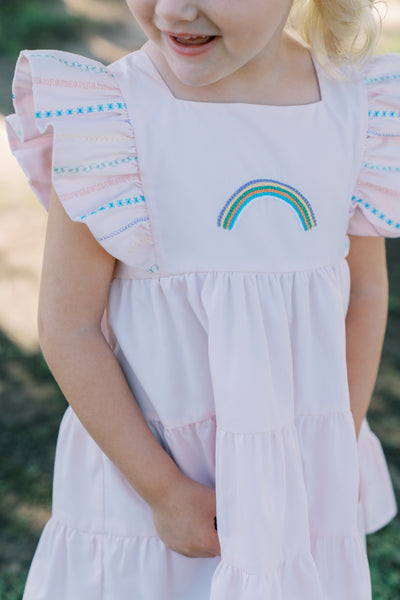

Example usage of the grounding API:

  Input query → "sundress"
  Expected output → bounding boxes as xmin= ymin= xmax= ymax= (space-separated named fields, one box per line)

xmin=6 ymin=48 xmax=399 ymax=600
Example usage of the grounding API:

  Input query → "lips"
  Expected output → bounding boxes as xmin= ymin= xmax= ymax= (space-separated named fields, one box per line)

xmin=173 ymin=35 xmax=215 ymax=46
xmin=165 ymin=32 xmax=218 ymax=56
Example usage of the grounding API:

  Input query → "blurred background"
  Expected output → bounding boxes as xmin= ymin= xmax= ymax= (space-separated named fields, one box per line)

xmin=0 ymin=1 xmax=400 ymax=599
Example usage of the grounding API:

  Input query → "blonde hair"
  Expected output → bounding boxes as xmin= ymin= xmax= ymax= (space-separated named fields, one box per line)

xmin=287 ymin=0 xmax=381 ymax=67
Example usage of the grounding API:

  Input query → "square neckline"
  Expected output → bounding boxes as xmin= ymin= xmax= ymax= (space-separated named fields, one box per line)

xmin=137 ymin=48 xmax=325 ymax=110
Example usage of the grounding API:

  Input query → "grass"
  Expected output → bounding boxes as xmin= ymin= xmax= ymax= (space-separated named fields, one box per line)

xmin=0 ymin=330 xmax=66 ymax=600
xmin=366 ymin=239 xmax=400 ymax=599
xmin=0 ymin=0 xmax=90 ymax=57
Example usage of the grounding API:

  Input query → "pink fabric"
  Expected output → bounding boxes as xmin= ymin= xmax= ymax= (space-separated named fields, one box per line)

xmin=6 ymin=51 xmax=155 ymax=269
xmin=6 ymin=49 xmax=399 ymax=600
xmin=348 ymin=54 xmax=400 ymax=236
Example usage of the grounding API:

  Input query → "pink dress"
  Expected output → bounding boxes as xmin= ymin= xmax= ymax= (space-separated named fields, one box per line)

xmin=6 ymin=48 xmax=399 ymax=600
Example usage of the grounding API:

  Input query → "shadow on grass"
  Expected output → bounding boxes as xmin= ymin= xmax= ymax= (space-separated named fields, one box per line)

xmin=0 ymin=329 xmax=66 ymax=600
xmin=1 ymin=241 xmax=400 ymax=599
xmin=366 ymin=238 xmax=400 ymax=599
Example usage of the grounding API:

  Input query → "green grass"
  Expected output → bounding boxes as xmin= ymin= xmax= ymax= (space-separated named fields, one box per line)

xmin=0 ymin=330 xmax=66 ymax=600
xmin=0 ymin=0 xmax=91 ymax=57
xmin=366 ymin=239 xmax=400 ymax=599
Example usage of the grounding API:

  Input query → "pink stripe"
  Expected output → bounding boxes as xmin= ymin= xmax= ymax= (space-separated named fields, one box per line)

xmin=33 ymin=76 xmax=117 ymax=92
xmin=58 ymin=175 xmax=140 ymax=202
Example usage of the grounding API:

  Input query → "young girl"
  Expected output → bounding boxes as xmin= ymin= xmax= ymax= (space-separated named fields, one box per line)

xmin=6 ymin=0 xmax=399 ymax=598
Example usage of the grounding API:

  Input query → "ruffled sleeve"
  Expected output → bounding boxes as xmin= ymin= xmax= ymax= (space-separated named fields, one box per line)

xmin=349 ymin=53 xmax=400 ymax=236
xmin=5 ymin=50 xmax=157 ymax=270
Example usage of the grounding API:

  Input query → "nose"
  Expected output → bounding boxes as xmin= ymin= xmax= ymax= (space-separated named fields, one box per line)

xmin=155 ymin=0 xmax=198 ymax=23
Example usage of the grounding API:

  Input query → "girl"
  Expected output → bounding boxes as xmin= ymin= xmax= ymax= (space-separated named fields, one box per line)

xmin=6 ymin=0 xmax=399 ymax=598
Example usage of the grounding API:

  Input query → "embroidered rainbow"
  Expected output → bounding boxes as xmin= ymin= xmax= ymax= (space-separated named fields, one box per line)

xmin=217 ymin=179 xmax=317 ymax=231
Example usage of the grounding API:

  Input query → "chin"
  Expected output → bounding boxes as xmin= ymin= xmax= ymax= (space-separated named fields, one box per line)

xmin=169 ymin=66 xmax=228 ymax=89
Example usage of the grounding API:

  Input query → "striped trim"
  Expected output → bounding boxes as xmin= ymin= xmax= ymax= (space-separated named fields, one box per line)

xmin=54 ymin=133 xmax=133 ymax=143
xmin=79 ymin=196 xmax=146 ymax=220
xmin=362 ymin=162 xmax=400 ymax=173
xmin=97 ymin=216 xmax=150 ymax=241
xmin=365 ymin=73 xmax=400 ymax=84
xmin=35 ymin=102 xmax=126 ymax=119
xmin=368 ymin=109 xmax=400 ymax=119
xmin=53 ymin=156 xmax=136 ymax=175
xmin=29 ymin=53 xmax=115 ymax=77
xmin=352 ymin=196 xmax=400 ymax=229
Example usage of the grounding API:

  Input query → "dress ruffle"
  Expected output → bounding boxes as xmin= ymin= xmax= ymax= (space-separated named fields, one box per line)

xmin=5 ymin=50 xmax=157 ymax=270
xmin=357 ymin=419 xmax=397 ymax=533
xmin=109 ymin=268 xmax=396 ymax=600
xmin=22 ymin=518 xmax=220 ymax=600
xmin=349 ymin=54 xmax=400 ymax=236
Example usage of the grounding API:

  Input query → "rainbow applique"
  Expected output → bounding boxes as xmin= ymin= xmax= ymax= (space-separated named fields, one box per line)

xmin=217 ymin=179 xmax=317 ymax=231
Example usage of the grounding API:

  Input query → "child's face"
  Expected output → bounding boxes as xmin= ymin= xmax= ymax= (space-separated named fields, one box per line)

xmin=127 ymin=0 xmax=294 ymax=89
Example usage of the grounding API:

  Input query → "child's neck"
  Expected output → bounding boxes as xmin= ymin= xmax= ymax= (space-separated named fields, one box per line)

xmin=143 ymin=33 xmax=321 ymax=107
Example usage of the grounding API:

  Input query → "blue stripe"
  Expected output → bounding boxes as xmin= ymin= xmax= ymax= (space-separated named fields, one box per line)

xmin=35 ymin=102 xmax=126 ymax=120
xmin=352 ymin=196 xmax=400 ymax=229
xmin=365 ymin=73 xmax=400 ymax=84
xmin=29 ymin=53 xmax=115 ymax=77
xmin=97 ymin=216 xmax=150 ymax=241
xmin=79 ymin=196 xmax=146 ymax=220
xmin=53 ymin=156 xmax=136 ymax=175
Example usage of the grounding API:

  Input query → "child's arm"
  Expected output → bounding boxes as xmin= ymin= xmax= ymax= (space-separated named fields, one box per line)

xmin=345 ymin=235 xmax=388 ymax=439
xmin=39 ymin=189 xmax=220 ymax=558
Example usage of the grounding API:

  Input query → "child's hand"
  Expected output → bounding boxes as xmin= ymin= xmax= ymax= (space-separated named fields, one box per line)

xmin=151 ymin=475 xmax=221 ymax=558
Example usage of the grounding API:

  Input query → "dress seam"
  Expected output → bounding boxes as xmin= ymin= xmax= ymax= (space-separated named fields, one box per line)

xmin=153 ymin=410 xmax=352 ymax=434
xmin=109 ymin=60 xmax=163 ymax=271
xmin=149 ymin=413 xmax=216 ymax=430
xmin=219 ymin=551 xmax=312 ymax=579
xmin=221 ymin=529 xmax=363 ymax=578
xmin=49 ymin=516 xmax=160 ymax=540
xmin=114 ymin=259 xmax=348 ymax=281
xmin=309 ymin=529 xmax=361 ymax=540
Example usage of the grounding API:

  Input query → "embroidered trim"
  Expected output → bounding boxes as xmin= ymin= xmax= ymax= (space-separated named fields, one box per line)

xmin=368 ymin=109 xmax=400 ymax=118
xmin=365 ymin=73 xmax=400 ymax=84
xmin=53 ymin=156 xmax=136 ymax=175
xmin=55 ymin=133 xmax=133 ymax=143
xmin=35 ymin=102 xmax=127 ymax=119
xmin=362 ymin=162 xmax=400 ymax=173
xmin=79 ymin=196 xmax=146 ymax=220
xmin=28 ymin=53 xmax=115 ymax=77
xmin=352 ymin=196 xmax=400 ymax=229
xmin=58 ymin=175 xmax=139 ymax=202
xmin=32 ymin=76 xmax=116 ymax=92
xmin=121 ymin=235 xmax=153 ymax=260
xmin=97 ymin=216 xmax=150 ymax=242
xmin=218 ymin=179 xmax=317 ymax=231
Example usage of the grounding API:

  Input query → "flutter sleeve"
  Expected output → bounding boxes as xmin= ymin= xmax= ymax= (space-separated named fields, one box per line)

xmin=349 ymin=53 xmax=400 ymax=236
xmin=6 ymin=50 xmax=156 ymax=271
